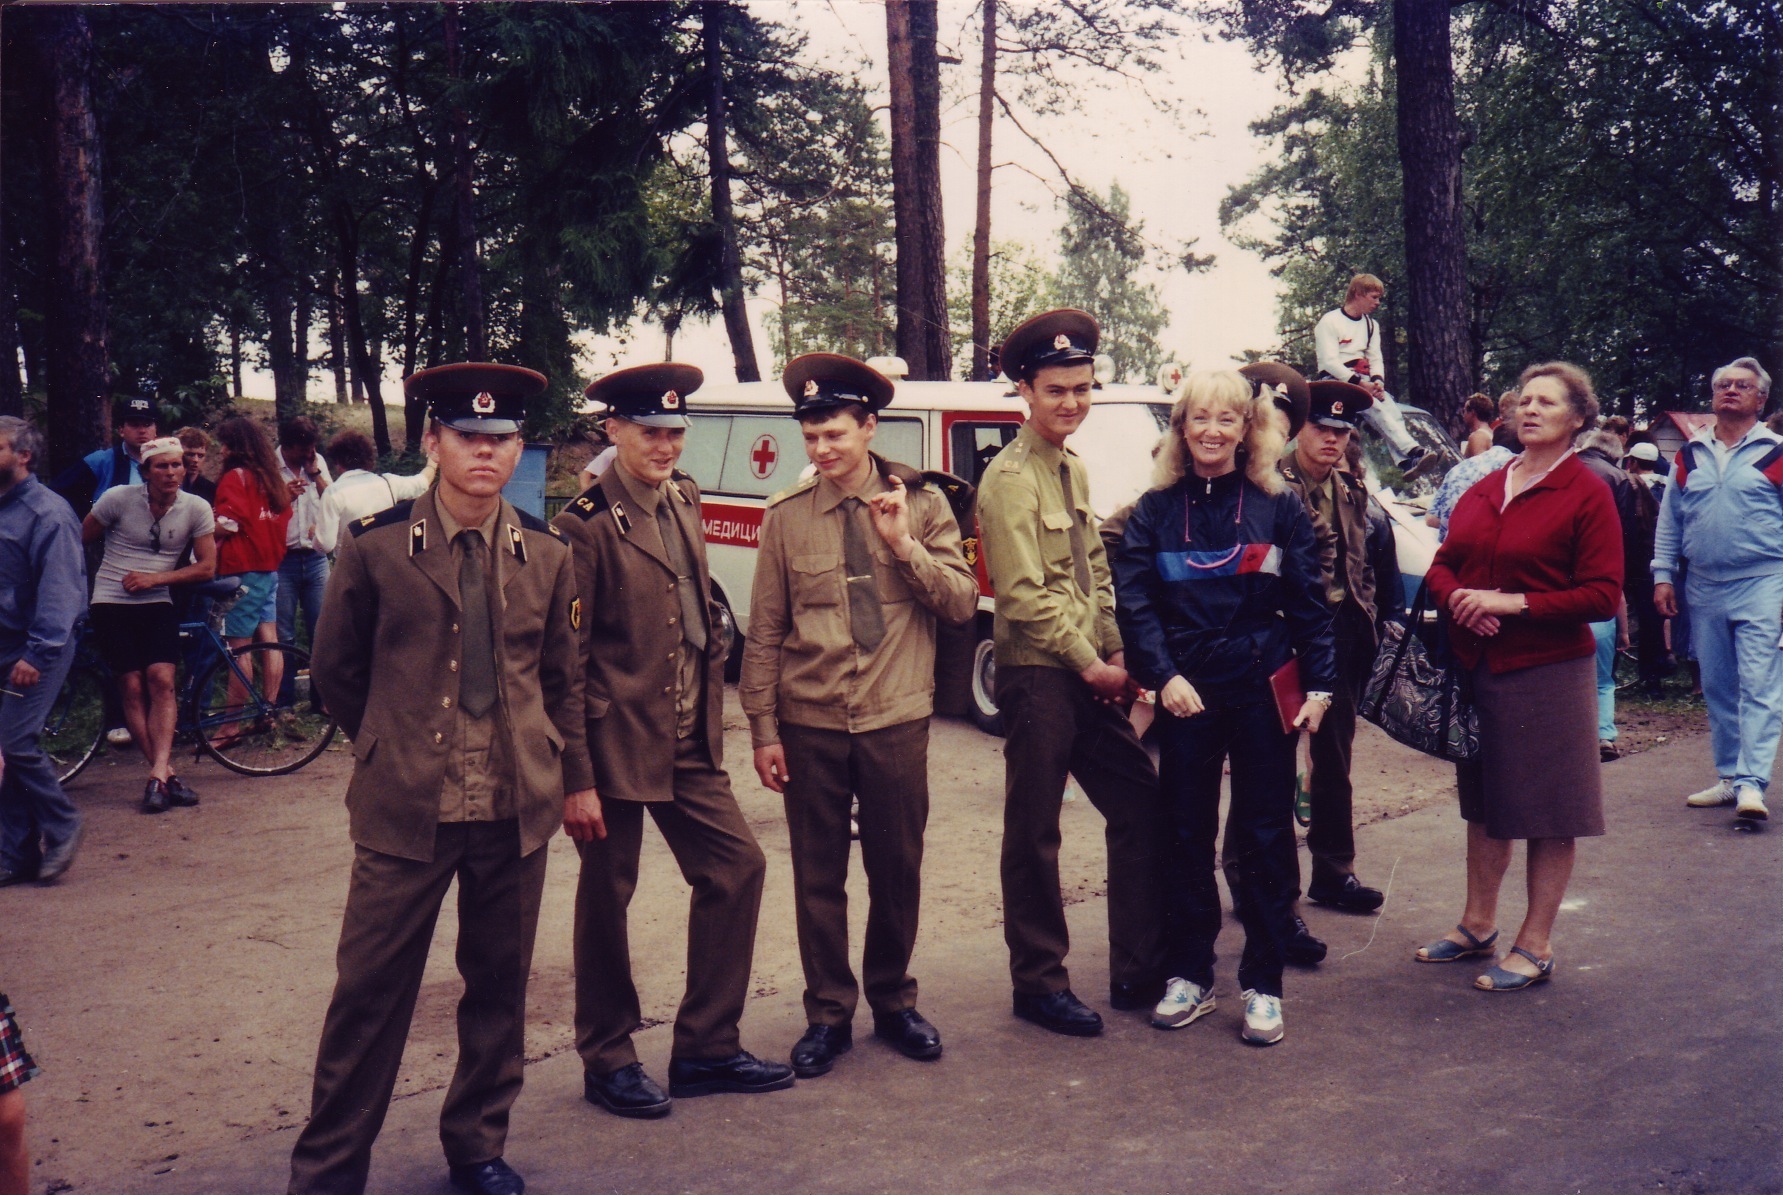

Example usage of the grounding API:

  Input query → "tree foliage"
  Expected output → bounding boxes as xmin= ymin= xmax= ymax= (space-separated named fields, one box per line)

xmin=1053 ymin=183 xmax=1169 ymax=386
xmin=1218 ymin=0 xmax=1782 ymax=418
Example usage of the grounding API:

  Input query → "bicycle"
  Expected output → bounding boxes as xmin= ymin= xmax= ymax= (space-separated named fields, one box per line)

xmin=45 ymin=580 xmax=339 ymax=783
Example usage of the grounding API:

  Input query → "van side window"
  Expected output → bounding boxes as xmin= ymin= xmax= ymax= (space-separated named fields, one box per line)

xmin=949 ymin=422 xmax=1020 ymax=487
xmin=680 ymin=414 xmax=732 ymax=491
xmin=873 ymin=418 xmax=923 ymax=473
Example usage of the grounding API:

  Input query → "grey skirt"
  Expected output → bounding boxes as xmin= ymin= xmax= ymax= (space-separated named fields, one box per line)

xmin=1456 ymin=653 xmax=1605 ymax=840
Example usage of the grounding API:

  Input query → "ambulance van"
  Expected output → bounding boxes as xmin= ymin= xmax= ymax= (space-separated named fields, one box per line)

xmin=665 ymin=366 xmax=1456 ymax=735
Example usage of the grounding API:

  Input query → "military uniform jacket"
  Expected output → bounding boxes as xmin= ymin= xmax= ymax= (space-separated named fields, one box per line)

xmin=312 ymin=490 xmax=594 ymax=862
xmin=739 ymin=454 xmax=978 ymax=748
xmin=975 ymin=424 xmax=1122 ymax=673
xmin=1279 ymin=457 xmax=1378 ymax=643
xmin=553 ymin=465 xmax=726 ymax=803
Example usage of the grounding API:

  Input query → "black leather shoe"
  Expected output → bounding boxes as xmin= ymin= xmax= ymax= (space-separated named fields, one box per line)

xmin=0 ymin=863 xmax=38 ymax=888
xmin=141 ymin=778 xmax=172 ymax=815
xmin=1012 ymin=989 xmax=1103 ymax=1037
xmin=667 ymin=1050 xmax=795 ymax=1098
xmin=448 ymin=1157 xmax=525 ymax=1195
xmin=790 ymin=1023 xmax=853 ymax=1077
xmin=164 ymin=775 xmax=200 ymax=806
xmin=1109 ymin=978 xmax=1164 ymax=1011
xmin=1308 ymin=872 xmax=1384 ymax=913
xmin=1284 ymin=916 xmax=1327 ymax=966
xmin=583 ymin=1062 xmax=671 ymax=1118
xmin=872 ymin=1008 xmax=942 ymax=1060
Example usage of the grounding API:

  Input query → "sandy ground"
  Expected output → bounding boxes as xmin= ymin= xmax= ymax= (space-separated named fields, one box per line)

xmin=0 ymin=687 xmax=1705 ymax=1193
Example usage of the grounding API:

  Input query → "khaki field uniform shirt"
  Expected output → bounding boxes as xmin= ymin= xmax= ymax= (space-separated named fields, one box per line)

xmin=740 ymin=455 xmax=977 ymax=748
xmin=1279 ymin=456 xmax=1378 ymax=632
xmin=975 ymin=424 xmax=1122 ymax=673
xmin=433 ymin=499 xmax=514 ymax=823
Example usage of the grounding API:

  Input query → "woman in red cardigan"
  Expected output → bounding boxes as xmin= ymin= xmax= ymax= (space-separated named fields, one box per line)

xmin=1417 ymin=362 xmax=1623 ymax=991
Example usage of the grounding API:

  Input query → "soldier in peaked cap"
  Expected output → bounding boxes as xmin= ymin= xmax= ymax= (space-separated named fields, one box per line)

xmin=555 ymin=362 xmax=794 ymax=1122
xmin=738 ymin=354 xmax=976 ymax=1078
xmin=974 ymin=310 xmax=1168 ymax=1038
xmin=1253 ymin=376 xmax=1387 ymax=957
xmin=290 ymin=363 xmax=597 ymax=1195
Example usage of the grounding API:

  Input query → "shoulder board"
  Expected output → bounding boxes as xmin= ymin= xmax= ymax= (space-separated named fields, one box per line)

xmin=766 ymin=475 xmax=820 ymax=509
xmin=565 ymin=488 xmax=610 ymax=520
xmin=671 ymin=469 xmax=694 ymax=483
xmin=995 ymin=440 xmax=1031 ymax=472
xmin=348 ymin=500 xmax=416 ymax=538
xmin=919 ymin=469 xmax=976 ymax=521
xmin=515 ymin=508 xmax=562 ymax=538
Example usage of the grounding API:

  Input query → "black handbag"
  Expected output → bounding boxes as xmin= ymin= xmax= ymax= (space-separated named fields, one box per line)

xmin=1358 ymin=581 xmax=1480 ymax=763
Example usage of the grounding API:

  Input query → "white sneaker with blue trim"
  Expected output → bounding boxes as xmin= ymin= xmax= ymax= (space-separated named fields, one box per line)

xmin=1239 ymin=989 xmax=1284 ymax=1046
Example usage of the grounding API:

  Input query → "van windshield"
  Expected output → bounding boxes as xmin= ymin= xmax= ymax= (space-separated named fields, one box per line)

xmin=1074 ymin=402 xmax=1173 ymax=519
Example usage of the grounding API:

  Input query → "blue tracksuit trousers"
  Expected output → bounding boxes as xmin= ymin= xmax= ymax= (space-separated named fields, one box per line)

xmin=1685 ymin=572 xmax=1783 ymax=792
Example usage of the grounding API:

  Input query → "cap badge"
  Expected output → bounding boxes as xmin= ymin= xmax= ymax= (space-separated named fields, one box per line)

xmin=1331 ymin=400 xmax=1344 ymax=416
xmin=472 ymin=392 xmax=496 ymax=415
xmin=662 ymin=389 xmax=680 ymax=410
xmin=1052 ymin=333 xmax=1072 ymax=351
xmin=804 ymin=380 xmax=820 ymax=398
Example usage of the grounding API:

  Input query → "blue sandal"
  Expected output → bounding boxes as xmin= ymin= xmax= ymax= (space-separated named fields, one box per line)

xmin=1475 ymin=946 xmax=1554 ymax=992
xmin=1415 ymin=924 xmax=1498 ymax=963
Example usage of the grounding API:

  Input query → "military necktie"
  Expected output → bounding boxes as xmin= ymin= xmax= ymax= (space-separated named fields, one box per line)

xmin=842 ymin=498 xmax=887 ymax=653
xmin=1058 ymin=463 xmax=1094 ymax=594
xmin=656 ymin=499 xmax=708 ymax=651
xmin=456 ymin=530 xmax=497 ymax=717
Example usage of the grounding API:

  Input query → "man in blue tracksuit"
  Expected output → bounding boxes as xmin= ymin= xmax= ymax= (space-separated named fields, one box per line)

xmin=0 ymin=417 xmax=89 ymax=886
xmin=1653 ymin=356 xmax=1783 ymax=821
xmin=50 ymin=394 xmax=158 ymax=518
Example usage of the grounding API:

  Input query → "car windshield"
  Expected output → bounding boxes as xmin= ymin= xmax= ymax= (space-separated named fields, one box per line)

xmin=1074 ymin=402 xmax=1173 ymax=518
xmin=1359 ymin=407 xmax=1460 ymax=505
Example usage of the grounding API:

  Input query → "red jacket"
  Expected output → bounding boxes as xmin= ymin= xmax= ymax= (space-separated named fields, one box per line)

xmin=1426 ymin=453 xmax=1623 ymax=674
xmin=214 ymin=467 xmax=291 ymax=574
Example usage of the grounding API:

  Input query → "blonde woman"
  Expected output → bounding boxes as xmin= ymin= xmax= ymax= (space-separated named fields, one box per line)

xmin=1114 ymin=371 xmax=1337 ymax=1045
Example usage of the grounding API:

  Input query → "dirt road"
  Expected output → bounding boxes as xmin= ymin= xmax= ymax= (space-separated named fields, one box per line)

xmin=0 ymin=689 xmax=1700 ymax=1192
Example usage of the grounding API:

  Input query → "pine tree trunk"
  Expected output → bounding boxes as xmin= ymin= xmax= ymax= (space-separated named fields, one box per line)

xmin=442 ymin=5 xmax=485 ymax=361
xmin=32 ymin=9 xmax=111 ymax=473
xmin=887 ymin=0 xmax=950 ymax=379
xmin=1393 ymin=0 xmax=1472 ymax=430
xmin=704 ymin=2 xmax=760 ymax=382
xmin=230 ymin=319 xmax=245 ymax=400
xmin=0 ymin=206 xmax=21 ymax=418
xmin=969 ymin=0 xmax=996 ymax=381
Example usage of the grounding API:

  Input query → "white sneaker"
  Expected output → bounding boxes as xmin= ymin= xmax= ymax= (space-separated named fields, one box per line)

xmin=1239 ymin=989 xmax=1284 ymax=1046
xmin=1685 ymin=779 xmax=1736 ymax=807
xmin=1150 ymin=978 xmax=1216 ymax=1030
xmin=106 ymin=727 xmax=134 ymax=747
xmin=1735 ymin=785 xmax=1768 ymax=821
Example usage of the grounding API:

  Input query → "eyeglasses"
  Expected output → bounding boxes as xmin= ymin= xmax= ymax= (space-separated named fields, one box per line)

xmin=1713 ymin=379 xmax=1759 ymax=392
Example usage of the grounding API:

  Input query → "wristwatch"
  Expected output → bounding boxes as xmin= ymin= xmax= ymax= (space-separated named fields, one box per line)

xmin=1306 ymin=691 xmax=1334 ymax=708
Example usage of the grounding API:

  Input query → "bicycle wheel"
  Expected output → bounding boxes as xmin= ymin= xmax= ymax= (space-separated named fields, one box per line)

xmin=45 ymin=666 xmax=107 ymax=785
xmin=192 ymin=642 xmax=338 ymax=776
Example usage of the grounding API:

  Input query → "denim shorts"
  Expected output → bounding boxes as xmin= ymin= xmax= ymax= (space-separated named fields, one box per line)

xmin=224 ymin=570 xmax=280 ymax=638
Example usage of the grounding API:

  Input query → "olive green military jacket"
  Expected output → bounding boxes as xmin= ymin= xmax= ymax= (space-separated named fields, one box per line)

xmin=552 ymin=465 xmax=727 ymax=803
xmin=1279 ymin=456 xmax=1378 ymax=641
xmin=312 ymin=490 xmax=594 ymax=862
xmin=739 ymin=454 xmax=978 ymax=748
xmin=975 ymin=423 xmax=1123 ymax=673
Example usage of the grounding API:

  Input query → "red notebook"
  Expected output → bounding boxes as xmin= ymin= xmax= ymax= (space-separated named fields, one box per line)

xmin=1269 ymin=657 xmax=1305 ymax=736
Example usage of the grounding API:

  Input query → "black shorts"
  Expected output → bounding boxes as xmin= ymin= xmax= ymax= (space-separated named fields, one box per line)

xmin=90 ymin=602 xmax=181 ymax=674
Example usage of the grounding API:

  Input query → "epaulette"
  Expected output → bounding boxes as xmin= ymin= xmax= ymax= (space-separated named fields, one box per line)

xmin=515 ymin=507 xmax=563 ymax=539
xmin=920 ymin=469 xmax=977 ymax=525
xmin=996 ymin=439 xmax=1031 ymax=472
xmin=671 ymin=469 xmax=694 ymax=482
xmin=565 ymin=487 xmax=610 ymax=520
xmin=766 ymin=474 xmax=820 ymax=509
xmin=349 ymin=500 xmax=416 ymax=538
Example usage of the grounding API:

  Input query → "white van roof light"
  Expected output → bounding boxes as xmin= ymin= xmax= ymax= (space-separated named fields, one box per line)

xmin=1093 ymin=354 xmax=1118 ymax=385
xmin=866 ymin=355 xmax=910 ymax=380
xmin=1158 ymin=361 xmax=1187 ymax=393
